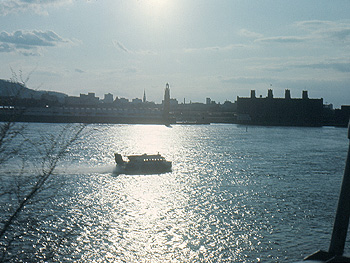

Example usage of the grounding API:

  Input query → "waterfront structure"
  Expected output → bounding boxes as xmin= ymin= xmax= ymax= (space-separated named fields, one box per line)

xmin=236 ymin=89 xmax=324 ymax=126
xmin=0 ymin=104 xmax=164 ymax=124
xmin=65 ymin=92 xmax=99 ymax=105
xmin=1 ymin=78 xmax=348 ymax=126
xmin=325 ymin=105 xmax=350 ymax=127
xmin=0 ymin=80 xmax=165 ymax=124
xmin=79 ymin=93 xmax=99 ymax=104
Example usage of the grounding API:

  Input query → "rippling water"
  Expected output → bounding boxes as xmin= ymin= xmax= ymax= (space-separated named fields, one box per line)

xmin=1 ymin=123 xmax=349 ymax=262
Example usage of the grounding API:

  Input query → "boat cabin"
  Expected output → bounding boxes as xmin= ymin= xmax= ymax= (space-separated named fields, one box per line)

xmin=127 ymin=154 xmax=167 ymax=162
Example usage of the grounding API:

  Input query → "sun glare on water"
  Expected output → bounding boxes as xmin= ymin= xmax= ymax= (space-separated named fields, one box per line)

xmin=113 ymin=125 xmax=172 ymax=157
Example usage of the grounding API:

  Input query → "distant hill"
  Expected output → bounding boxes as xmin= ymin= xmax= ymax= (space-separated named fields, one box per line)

xmin=0 ymin=79 xmax=68 ymax=103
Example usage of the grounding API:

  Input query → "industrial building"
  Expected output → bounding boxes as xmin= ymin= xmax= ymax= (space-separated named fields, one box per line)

xmin=236 ymin=89 xmax=324 ymax=126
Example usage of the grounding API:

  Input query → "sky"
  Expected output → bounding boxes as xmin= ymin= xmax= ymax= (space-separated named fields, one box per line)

xmin=0 ymin=0 xmax=349 ymax=107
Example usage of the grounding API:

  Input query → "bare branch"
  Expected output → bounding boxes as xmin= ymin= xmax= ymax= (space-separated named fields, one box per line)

xmin=0 ymin=70 xmax=87 ymax=260
xmin=0 ymin=124 xmax=85 ymax=241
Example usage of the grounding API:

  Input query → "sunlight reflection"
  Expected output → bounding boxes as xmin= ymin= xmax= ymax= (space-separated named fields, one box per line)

xmin=81 ymin=124 xmax=269 ymax=261
xmin=119 ymin=125 xmax=172 ymax=156
xmin=4 ymin=124 xmax=345 ymax=262
xmin=108 ymin=173 xmax=191 ymax=261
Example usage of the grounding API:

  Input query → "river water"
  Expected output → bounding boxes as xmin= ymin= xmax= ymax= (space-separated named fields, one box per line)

xmin=1 ymin=123 xmax=349 ymax=262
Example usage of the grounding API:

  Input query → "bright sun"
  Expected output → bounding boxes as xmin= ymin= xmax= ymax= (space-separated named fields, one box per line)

xmin=139 ymin=0 xmax=174 ymax=19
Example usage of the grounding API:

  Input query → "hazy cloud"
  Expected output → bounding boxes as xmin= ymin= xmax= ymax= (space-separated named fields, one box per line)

xmin=0 ymin=30 xmax=71 ymax=55
xmin=295 ymin=20 xmax=335 ymax=30
xmin=0 ymin=43 xmax=11 ymax=53
xmin=248 ymin=57 xmax=350 ymax=74
xmin=122 ymin=67 xmax=138 ymax=74
xmin=256 ymin=36 xmax=307 ymax=44
xmin=249 ymin=20 xmax=350 ymax=46
xmin=184 ymin=44 xmax=247 ymax=53
xmin=329 ymin=28 xmax=350 ymax=41
xmin=0 ymin=0 xmax=72 ymax=15
xmin=239 ymin=29 xmax=263 ymax=39
xmin=295 ymin=20 xmax=350 ymax=42
xmin=0 ymin=30 xmax=66 ymax=46
xmin=112 ymin=40 xmax=158 ymax=55
xmin=221 ymin=76 xmax=274 ymax=85
xmin=75 ymin=68 xmax=85 ymax=73
xmin=294 ymin=61 xmax=350 ymax=73
xmin=113 ymin=41 xmax=129 ymax=53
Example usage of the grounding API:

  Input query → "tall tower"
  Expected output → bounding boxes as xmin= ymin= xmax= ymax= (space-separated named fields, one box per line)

xmin=250 ymin=90 xmax=256 ymax=99
xmin=164 ymin=83 xmax=170 ymax=103
xmin=163 ymin=83 xmax=171 ymax=122
xmin=302 ymin=90 xmax=309 ymax=100
xmin=285 ymin=89 xmax=291 ymax=99
xmin=267 ymin=89 xmax=273 ymax=99
xmin=143 ymin=89 xmax=146 ymax=103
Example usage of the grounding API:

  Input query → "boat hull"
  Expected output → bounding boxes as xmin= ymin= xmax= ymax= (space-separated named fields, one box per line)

xmin=114 ymin=153 xmax=172 ymax=175
xmin=115 ymin=161 xmax=172 ymax=175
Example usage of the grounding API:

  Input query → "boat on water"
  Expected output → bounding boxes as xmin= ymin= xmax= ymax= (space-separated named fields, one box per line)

xmin=114 ymin=153 xmax=172 ymax=175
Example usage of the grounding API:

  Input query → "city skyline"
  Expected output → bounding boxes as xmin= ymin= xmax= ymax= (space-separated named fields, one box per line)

xmin=0 ymin=0 xmax=350 ymax=107
xmin=1 ymin=78 xmax=333 ymax=107
xmin=58 ymin=87 xmax=333 ymax=106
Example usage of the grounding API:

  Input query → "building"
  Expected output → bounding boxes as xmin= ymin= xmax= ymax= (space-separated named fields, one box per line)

xmin=104 ymin=93 xmax=113 ymax=103
xmin=132 ymin=98 xmax=142 ymax=104
xmin=170 ymin=98 xmax=178 ymax=106
xmin=79 ymin=93 xmax=99 ymax=104
xmin=332 ymin=105 xmax=350 ymax=127
xmin=114 ymin=97 xmax=129 ymax=104
xmin=236 ymin=89 xmax=324 ymax=126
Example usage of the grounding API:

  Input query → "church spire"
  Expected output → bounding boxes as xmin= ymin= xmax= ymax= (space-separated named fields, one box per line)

xmin=143 ymin=89 xmax=146 ymax=103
